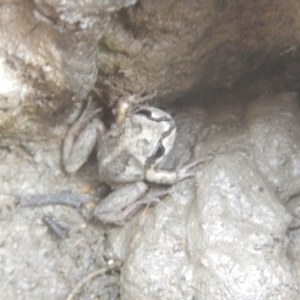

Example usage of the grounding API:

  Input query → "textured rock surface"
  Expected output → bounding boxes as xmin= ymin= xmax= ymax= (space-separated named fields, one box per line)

xmin=1 ymin=91 xmax=300 ymax=299
xmin=1 ymin=0 xmax=300 ymax=299
xmin=2 ymin=0 xmax=300 ymax=120
xmin=96 ymin=0 xmax=300 ymax=103
xmin=116 ymin=93 xmax=300 ymax=299
xmin=0 ymin=0 xmax=137 ymax=125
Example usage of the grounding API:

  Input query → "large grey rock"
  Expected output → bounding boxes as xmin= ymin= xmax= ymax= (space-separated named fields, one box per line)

xmin=114 ymin=92 xmax=300 ymax=299
xmin=0 ymin=0 xmax=137 ymax=121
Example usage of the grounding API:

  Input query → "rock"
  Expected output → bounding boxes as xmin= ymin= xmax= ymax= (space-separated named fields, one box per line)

xmin=116 ymin=93 xmax=299 ymax=299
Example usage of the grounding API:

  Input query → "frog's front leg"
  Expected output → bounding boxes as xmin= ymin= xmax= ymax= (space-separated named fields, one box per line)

xmin=93 ymin=182 xmax=161 ymax=225
xmin=145 ymin=159 xmax=205 ymax=185
xmin=63 ymin=100 xmax=106 ymax=173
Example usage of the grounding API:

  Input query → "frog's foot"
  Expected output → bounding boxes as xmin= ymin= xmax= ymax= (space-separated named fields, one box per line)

xmin=122 ymin=90 xmax=157 ymax=106
xmin=93 ymin=183 xmax=169 ymax=226
xmin=121 ymin=190 xmax=171 ymax=223
xmin=132 ymin=90 xmax=157 ymax=104
xmin=105 ymin=196 xmax=160 ymax=226
xmin=175 ymin=159 xmax=204 ymax=181
xmin=176 ymin=154 xmax=214 ymax=182
xmin=63 ymin=99 xmax=105 ymax=173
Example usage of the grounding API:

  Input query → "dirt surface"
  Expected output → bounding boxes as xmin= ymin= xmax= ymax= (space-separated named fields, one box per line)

xmin=2 ymin=0 xmax=300 ymax=299
xmin=2 ymin=82 xmax=300 ymax=299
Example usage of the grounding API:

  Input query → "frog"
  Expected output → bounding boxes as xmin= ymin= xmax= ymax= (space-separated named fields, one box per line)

xmin=63 ymin=95 xmax=200 ymax=225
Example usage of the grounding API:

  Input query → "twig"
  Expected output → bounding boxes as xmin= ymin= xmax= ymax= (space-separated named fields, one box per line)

xmin=17 ymin=191 xmax=88 ymax=208
xmin=66 ymin=268 xmax=109 ymax=300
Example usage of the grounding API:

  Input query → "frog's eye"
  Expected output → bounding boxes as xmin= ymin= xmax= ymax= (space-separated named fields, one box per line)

xmin=136 ymin=109 xmax=152 ymax=118
xmin=154 ymin=144 xmax=165 ymax=159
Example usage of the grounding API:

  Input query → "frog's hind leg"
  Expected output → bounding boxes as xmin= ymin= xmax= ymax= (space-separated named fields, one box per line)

xmin=93 ymin=182 xmax=170 ymax=226
xmin=63 ymin=100 xmax=106 ymax=173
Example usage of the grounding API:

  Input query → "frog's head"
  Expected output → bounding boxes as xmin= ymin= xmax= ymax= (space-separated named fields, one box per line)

xmin=133 ymin=106 xmax=176 ymax=168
